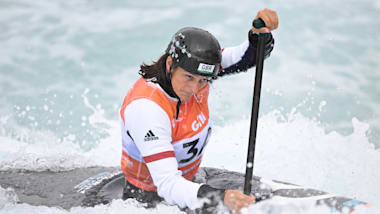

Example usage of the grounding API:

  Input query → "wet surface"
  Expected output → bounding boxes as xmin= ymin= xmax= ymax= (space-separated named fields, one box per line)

xmin=0 ymin=166 xmax=368 ymax=212
xmin=0 ymin=167 xmax=116 ymax=209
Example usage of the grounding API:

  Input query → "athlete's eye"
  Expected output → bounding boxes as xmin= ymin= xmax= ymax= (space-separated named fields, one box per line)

xmin=200 ymin=77 xmax=211 ymax=83
xmin=200 ymin=78 xmax=208 ymax=84
xmin=185 ymin=75 xmax=193 ymax=80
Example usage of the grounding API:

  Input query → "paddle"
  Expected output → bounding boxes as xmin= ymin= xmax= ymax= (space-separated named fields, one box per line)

xmin=243 ymin=18 xmax=269 ymax=199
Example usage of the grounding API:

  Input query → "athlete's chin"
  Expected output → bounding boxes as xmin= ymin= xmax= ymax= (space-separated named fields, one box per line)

xmin=179 ymin=94 xmax=193 ymax=102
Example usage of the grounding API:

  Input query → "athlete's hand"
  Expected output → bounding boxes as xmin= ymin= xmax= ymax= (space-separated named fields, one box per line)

xmin=224 ymin=189 xmax=256 ymax=214
xmin=252 ymin=8 xmax=279 ymax=33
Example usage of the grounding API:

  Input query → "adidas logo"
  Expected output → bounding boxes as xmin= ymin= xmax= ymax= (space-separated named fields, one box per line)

xmin=144 ymin=130 xmax=159 ymax=141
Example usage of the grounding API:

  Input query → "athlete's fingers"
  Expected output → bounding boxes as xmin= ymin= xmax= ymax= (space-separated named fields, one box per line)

xmin=271 ymin=10 xmax=279 ymax=29
xmin=252 ymin=12 xmax=269 ymax=33
xmin=253 ymin=8 xmax=279 ymax=33
xmin=266 ymin=13 xmax=276 ymax=30
xmin=256 ymin=10 xmax=271 ymax=28
xmin=224 ymin=189 xmax=256 ymax=213
xmin=265 ymin=9 xmax=278 ymax=30
xmin=266 ymin=9 xmax=279 ymax=30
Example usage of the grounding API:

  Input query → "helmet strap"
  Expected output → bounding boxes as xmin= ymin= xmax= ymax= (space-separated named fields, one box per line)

xmin=165 ymin=66 xmax=177 ymax=98
xmin=165 ymin=65 xmax=182 ymax=119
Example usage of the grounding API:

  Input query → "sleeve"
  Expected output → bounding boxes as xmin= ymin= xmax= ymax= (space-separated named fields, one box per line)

xmin=216 ymin=31 xmax=274 ymax=78
xmin=123 ymin=99 xmax=203 ymax=209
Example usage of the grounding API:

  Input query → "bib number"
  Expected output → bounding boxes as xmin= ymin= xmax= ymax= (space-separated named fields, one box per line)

xmin=179 ymin=127 xmax=212 ymax=164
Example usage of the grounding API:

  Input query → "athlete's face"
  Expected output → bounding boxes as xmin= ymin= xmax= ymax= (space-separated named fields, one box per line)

xmin=166 ymin=56 xmax=211 ymax=101
xmin=172 ymin=67 xmax=210 ymax=101
xmin=170 ymin=67 xmax=210 ymax=102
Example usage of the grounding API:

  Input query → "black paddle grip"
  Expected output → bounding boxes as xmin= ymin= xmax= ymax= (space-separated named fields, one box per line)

xmin=252 ymin=18 xmax=266 ymax=29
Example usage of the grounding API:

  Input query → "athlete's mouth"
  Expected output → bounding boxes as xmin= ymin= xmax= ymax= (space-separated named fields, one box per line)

xmin=180 ymin=92 xmax=193 ymax=101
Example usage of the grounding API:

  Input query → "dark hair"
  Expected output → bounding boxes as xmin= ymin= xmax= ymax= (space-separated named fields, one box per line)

xmin=139 ymin=54 xmax=169 ymax=83
xmin=139 ymin=53 xmax=180 ymax=100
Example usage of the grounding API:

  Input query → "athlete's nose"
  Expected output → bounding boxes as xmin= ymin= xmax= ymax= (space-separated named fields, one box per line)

xmin=189 ymin=81 xmax=201 ymax=95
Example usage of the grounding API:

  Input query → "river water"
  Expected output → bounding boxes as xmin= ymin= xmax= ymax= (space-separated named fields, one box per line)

xmin=1 ymin=0 xmax=380 ymax=213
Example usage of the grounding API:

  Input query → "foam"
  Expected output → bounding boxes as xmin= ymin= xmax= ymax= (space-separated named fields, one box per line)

xmin=204 ymin=111 xmax=380 ymax=205
xmin=1 ymin=0 xmax=380 ymax=213
xmin=1 ymin=108 xmax=379 ymax=205
xmin=1 ymin=186 xmax=377 ymax=214
xmin=0 ymin=192 xmax=184 ymax=214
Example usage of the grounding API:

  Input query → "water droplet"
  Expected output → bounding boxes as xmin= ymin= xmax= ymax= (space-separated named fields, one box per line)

xmin=319 ymin=100 xmax=327 ymax=112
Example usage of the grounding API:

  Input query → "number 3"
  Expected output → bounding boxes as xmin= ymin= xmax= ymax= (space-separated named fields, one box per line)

xmin=179 ymin=139 xmax=199 ymax=164
xmin=179 ymin=127 xmax=212 ymax=164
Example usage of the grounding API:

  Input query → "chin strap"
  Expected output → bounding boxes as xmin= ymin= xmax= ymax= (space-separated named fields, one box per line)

xmin=166 ymin=65 xmax=181 ymax=119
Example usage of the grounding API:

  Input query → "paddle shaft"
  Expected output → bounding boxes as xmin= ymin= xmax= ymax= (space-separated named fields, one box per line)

xmin=244 ymin=18 xmax=268 ymax=195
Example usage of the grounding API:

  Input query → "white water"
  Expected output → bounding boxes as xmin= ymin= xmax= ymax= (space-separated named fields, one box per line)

xmin=1 ymin=0 xmax=380 ymax=213
xmin=1 ymin=103 xmax=380 ymax=213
